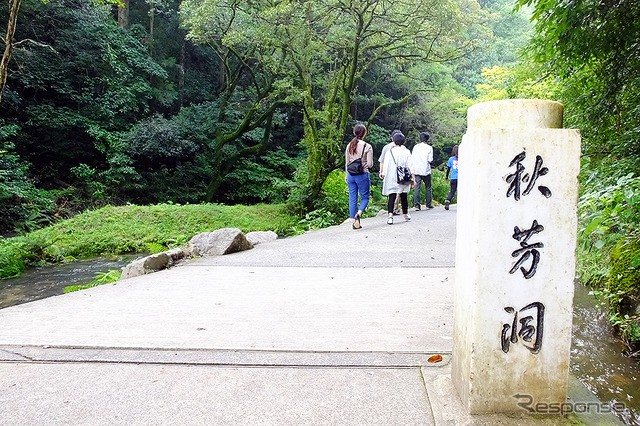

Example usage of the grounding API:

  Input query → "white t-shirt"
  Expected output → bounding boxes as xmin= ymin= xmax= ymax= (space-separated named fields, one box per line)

xmin=378 ymin=142 xmax=394 ymax=165
xmin=410 ymin=143 xmax=433 ymax=175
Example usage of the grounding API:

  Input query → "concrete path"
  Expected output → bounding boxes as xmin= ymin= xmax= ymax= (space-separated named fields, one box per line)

xmin=0 ymin=206 xmax=601 ymax=425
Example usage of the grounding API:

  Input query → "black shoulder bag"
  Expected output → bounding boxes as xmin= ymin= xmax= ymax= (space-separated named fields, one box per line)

xmin=346 ymin=144 xmax=366 ymax=175
xmin=390 ymin=148 xmax=412 ymax=183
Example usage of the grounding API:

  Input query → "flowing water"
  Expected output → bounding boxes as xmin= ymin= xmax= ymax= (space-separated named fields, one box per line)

xmin=572 ymin=281 xmax=640 ymax=425
xmin=0 ymin=255 xmax=140 ymax=309
xmin=1 ymin=262 xmax=639 ymax=423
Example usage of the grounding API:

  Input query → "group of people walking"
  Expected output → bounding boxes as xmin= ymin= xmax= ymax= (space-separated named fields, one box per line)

xmin=345 ymin=124 xmax=459 ymax=230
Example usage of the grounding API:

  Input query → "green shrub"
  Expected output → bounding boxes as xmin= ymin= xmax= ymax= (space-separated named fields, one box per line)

xmin=403 ymin=169 xmax=451 ymax=207
xmin=293 ymin=208 xmax=337 ymax=234
xmin=432 ymin=169 xmax=453 ymax=204
xmin=0 ymin=238 xmax=27 ymax=278
xmin=576 ymin=157 xmax=640 ymax=345
xmin=318 ymin=169 xmax=349 ymax=220
xmin=367 ymin=173 xmax=387 ymax=214
xmin=588 ymin=234 xmax=640 ymax=346
xmin=608 ymin=235 xmax=640 ymax=315
xmin=145 ymin=242 xmax=169 ymax=254
xmin=609 ymin=313 xmax=640 ymax=344
xmin=576 ymin=160 xmax=640 ymax=289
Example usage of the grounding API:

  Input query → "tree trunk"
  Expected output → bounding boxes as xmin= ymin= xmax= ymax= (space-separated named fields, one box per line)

xmin=203 ymin=111 xmax=276 ymax=203
xmin=117 ymin=0 xmax=129 ymax=29
xmin=0 ymin=0 xmax=22 ymax=104
xmin=204 ymin=173 xmax=224 ymax=203
xmin=178 ymin=38 xmax=185 ymax=109
xmin=148 ymin=6 xmax=155 ymax=56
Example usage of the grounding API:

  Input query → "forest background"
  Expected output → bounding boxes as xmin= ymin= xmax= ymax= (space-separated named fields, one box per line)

xmin=1 ymin=0 xmax=639 ymax=344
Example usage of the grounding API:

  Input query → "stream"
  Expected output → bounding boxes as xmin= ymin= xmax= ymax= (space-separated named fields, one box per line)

xmin=572 ymin=281 xmax=640 ymax=424
xmin=0 ymin=262 xmax=639 ymax=424
xmin=0 ymin=255 xmax=140 ymax=309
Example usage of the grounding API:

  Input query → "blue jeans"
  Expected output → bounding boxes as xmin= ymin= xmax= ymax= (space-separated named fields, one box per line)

xmin=346 ymin=172 xmax=371 ymax=218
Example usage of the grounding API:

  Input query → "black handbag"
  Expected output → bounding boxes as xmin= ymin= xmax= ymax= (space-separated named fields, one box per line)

xmin=346 ymin=145 xmax=366 ymax=175
xmin=390 ymin=149 xmax=412 ymax=183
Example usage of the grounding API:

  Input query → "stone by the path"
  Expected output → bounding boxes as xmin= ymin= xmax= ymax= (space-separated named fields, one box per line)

xmin=187 ymin=228 xmax=253 ymax=257
xmin=121 ymin=228 xmax=272 ymax=280
xmin=245 ymin=230 xmax=278 ymax=246
xmin=121 ymin=248 xmax=186 ymax=280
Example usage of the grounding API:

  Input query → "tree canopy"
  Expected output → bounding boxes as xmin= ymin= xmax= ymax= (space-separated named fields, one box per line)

xmin=182 ymin=0 xmax=489 ymax=206
xmin=0 ymin=0 xmax=531 ymax=234
xmin=516 ymin=0 xmax=640 ymax=157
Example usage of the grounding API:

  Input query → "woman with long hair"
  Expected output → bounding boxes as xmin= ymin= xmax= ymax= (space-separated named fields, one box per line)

xmin=345 ymin=123 xmax=373 ymax=229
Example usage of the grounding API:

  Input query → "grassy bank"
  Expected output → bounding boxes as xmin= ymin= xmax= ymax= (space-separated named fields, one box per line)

xmin=576 ymin=158 xmax=640 ymax=348
xmin=0 ymin=203 xmax=299 ymax=279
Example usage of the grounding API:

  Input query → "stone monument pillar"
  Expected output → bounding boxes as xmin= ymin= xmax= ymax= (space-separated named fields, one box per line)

xmin=452 ymin=99 xmax=581 ymax=414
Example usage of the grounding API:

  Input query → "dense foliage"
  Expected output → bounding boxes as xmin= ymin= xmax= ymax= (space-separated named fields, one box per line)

xmin=0 ymin=0 xmax=529 ymax=236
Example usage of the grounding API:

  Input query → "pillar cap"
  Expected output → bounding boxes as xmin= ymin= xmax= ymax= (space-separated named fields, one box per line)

xmin=467 ymin=99 xmax=564 ymax=130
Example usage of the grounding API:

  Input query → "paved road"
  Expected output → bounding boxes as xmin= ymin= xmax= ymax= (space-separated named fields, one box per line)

xmin=0 ymin=205 xmax=603 ymax=425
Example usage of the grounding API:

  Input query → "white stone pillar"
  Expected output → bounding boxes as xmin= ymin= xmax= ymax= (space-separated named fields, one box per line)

xmin=452 ymin=99 xmax=581 ymax=414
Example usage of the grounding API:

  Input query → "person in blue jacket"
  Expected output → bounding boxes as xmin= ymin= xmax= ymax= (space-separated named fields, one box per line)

xmin=444 ymin=145 xmax=458 ymax=211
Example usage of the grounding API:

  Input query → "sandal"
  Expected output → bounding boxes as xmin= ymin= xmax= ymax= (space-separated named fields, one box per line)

xmin=387 ymin=216 xmax=393 ymax=225
xmin=352 ymin=213 xmax=362 ymax=229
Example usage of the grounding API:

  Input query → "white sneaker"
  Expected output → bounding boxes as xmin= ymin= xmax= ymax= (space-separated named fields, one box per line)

xmin=404 ymin=213 xmax=411 ymax=221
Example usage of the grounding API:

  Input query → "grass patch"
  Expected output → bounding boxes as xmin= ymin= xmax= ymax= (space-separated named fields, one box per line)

xmin=0 ymin=202 xmax=298 ymax=279
xmin=64 ymin=270 xmax=122 ymax=293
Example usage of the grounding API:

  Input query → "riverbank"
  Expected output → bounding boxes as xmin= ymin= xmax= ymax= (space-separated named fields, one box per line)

xmin=0 ymin=202 xmax=299 ymax=280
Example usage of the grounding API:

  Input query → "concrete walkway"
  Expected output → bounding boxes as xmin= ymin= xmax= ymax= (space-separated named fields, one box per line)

xmin=0 ymin=206 xmax=602 ymax=425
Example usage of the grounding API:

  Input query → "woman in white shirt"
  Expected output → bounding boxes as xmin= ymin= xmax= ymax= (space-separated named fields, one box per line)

xmin=381 ymin=132 xmax=412 ymax=225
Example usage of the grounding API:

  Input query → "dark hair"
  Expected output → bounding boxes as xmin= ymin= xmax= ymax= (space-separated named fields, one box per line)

xmin=392 ymin=132 xmax=405 ymax=146
xmin=348 ymin=123 xmax=367 ymax=155
xmin=391 ymin=129 xmax=402 ymax=136
xmin=420 ymin=132 xmax=430 ymax=143
xmin=451 ymin=145 xmax=459 ymax=157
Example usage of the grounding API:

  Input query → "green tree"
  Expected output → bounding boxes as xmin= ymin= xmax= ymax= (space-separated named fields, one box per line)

xmin=455 ymin=0 xmax=533 ymax=96
xmin=3 ymin=0 xmax=167 ymax=189
xmin=181 ymin=0 xmax=299 ymax=201
xmin=0 ymin=121 xmax=55 ymax=234
xmin=182 ymin=0 xmax=488 ymax=207
xmin=280 ymin=0 xmax=487 ymax=207
xmin=515 ymin=0 xmax=640 ymax=156
xmin=0 ymin=0 xmax=124 ymax=104
xmin=461 ymin=63 xmax=560 ymax=104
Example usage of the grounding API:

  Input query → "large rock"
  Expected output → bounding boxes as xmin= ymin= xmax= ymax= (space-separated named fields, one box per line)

xmin=187 ymin=228 xmax=253 ymax=257
xmin=121 ymin=248 xmax=186 ymax=280
xmin=245 ymin=231 xmax=278 ymax=245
